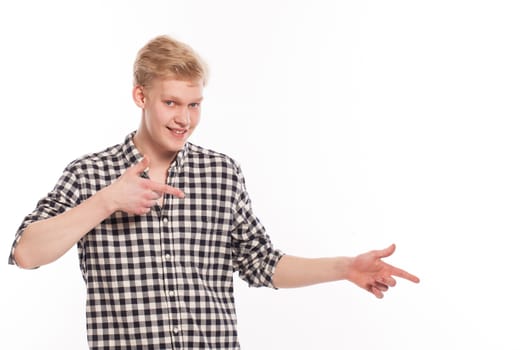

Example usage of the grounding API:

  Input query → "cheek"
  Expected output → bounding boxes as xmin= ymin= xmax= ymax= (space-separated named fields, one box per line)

xmin=146 ymin=106 xmax=170 ymax=125
xmin=190 ymin=111 xmax=201 ymax=128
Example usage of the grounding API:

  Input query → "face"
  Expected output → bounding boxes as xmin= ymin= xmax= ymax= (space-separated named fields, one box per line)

xmin=133 ymin=78 xmax=203 ymax=159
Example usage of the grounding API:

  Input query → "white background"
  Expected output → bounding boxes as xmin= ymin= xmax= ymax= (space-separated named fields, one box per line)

xmin=1 ymin=1 xmax=524 ymax=349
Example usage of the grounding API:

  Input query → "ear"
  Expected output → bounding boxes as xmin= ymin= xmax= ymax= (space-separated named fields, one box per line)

xmin=132 ymin=85 xmax=146 ymax=108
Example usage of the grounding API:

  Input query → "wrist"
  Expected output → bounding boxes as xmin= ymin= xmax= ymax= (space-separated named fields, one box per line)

xmin=335 ymin=256 xmax=353 ymax=281
xmin=96 ymin=186 xmax=119 ymax=216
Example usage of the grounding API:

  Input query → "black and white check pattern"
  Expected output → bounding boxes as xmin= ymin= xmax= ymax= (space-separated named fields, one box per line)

xmin=9 ymin=132 xmax=284 ymax=349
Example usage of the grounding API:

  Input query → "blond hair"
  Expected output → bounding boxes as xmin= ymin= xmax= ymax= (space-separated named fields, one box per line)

xmin=133 ymin=35 xmax=209 ymax=87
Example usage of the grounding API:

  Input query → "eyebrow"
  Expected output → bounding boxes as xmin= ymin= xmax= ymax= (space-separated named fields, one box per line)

xmin=162 ymin=96 xmax=204 ymax=103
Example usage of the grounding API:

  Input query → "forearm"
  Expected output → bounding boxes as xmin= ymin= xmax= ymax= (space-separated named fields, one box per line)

xmin=14 ymin=187 xmax=115 ymax=269
xmin=272 ymin=255 xmax=351 ymax=288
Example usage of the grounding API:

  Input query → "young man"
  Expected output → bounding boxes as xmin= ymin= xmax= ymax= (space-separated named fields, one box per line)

xmin=9 ymin=35 xmax=420 ymax=349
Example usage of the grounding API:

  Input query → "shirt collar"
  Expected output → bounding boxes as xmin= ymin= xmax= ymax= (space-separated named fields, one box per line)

xmin=123 ymin=131 xmax=189 ymax=171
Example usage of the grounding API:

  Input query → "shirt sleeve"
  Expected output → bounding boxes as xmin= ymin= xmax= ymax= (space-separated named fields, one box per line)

xmin=230 ymin=164 xmax=284 ymax=288
xmin=8 ymin=164 xmax=81 ymax=267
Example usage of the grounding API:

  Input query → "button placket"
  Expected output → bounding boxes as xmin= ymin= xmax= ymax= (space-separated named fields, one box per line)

xmin=162 ymin=216 xmax=172 ymax=262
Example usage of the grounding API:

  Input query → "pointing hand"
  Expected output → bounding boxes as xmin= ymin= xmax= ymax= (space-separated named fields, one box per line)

xmin=347 ymin=244 xmax=420 ymax=298
xmin=107 ymin=156 xmax=185 ymax=215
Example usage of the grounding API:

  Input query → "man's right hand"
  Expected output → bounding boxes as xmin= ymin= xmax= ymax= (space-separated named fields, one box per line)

xmin=107 ymin=156 xmax=185 ymax=215
xmin=14 ymin=156 xmax=185 ymax=268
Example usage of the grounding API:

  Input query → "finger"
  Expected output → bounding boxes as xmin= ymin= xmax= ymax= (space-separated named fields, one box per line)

xmin=145 ymin=190 xmax=161 ymax=200
xmin=374 ymin=243 xmax=396 ymax=259
xmin=136 ymin=207 xmax=151 ymax=215
xmin=373 ymin=282 xmax=389 ymax=292
xmin=130 ymin=156 xmax=150 ymax=175
xmin=387 ymin=263 xmax=420 ymax=283
xmin=377 ymin=276 xmax=397 ymax=287
xmin=148 ymin=181 xmax=185 ymax=198
xmin=369 ymin=285 xmax=384 ymax=299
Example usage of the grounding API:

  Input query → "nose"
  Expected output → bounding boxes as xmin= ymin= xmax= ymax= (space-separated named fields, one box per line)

xmin=173 ymin=106 xmax=190 ymax=127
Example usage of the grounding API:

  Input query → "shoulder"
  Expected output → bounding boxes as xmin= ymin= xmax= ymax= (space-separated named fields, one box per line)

xmin=186 ymin=143 xmax=242 ymax=172
xmin=62 ymin=141 xmax=126 ymax=175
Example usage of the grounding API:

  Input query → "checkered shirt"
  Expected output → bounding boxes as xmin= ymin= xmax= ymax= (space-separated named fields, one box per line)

xmin=9 ymin=132 xmax=284 ymax=349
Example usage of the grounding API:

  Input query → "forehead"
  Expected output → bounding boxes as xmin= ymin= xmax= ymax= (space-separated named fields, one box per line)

xmin=146 ymin=77 xmax=204 ymax=98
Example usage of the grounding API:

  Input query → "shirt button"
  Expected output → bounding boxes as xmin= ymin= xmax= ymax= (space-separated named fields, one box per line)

xmin=162 ymin=217 xmax=168 ymax=224
xmin=165 ymin=254 xmax=171 ymax=260
xmin=173 ymin=326 xmax=180 ymax=334
xmin=168 ymin=290 xmax=175 ymax=297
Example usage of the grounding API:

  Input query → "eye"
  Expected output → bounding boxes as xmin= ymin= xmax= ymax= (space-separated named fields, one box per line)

xmin=164 ymin=100 xmax=175 ymax=106
xmin=189 ymin=102 xmax=200 ymax=109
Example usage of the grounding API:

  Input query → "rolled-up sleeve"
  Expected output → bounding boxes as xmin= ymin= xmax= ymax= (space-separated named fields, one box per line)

xmin=8 ymin=165 xmax=80 ymax=266
xmin=230 ymin=165 xmax=284 ymax=288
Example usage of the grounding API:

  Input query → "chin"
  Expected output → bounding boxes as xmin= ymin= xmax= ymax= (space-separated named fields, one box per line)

xmin=167 ymin=141 xmax=187 ymax=153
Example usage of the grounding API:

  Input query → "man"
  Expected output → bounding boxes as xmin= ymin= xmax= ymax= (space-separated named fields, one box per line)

xmin=9 ymin=35 xmax=419 ymax=349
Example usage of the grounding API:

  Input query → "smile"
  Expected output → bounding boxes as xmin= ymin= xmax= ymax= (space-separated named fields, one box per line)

xmin=167 ymin=127 xmax=188 ymax=136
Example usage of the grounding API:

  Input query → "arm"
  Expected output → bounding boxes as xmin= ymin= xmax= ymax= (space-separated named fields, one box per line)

xmin=14 ymin=186 xmax=115 ymax=269
xmin=14 ymin=157 xmax=184 ymax=269
xmin=272 ymin=244 xmax=420 ymax=298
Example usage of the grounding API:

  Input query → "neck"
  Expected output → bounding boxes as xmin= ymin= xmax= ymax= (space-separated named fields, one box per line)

xmin=133 ymin=130 xmax=178 ymax=170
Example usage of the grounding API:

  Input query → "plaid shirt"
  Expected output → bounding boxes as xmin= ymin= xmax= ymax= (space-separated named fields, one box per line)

xmin=9 ymin=132 xmax=284 ymax=349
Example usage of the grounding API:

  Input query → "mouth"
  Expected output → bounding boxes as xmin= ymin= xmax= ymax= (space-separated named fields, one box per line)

xmin=167 ymin=127 xmax=188 ymax=137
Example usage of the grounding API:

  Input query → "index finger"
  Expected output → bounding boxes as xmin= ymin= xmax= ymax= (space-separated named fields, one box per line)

xmin=387 ymin=263 xmax=420 ymax=283
xmin=147 ymin=181 xmax=185 ymax=199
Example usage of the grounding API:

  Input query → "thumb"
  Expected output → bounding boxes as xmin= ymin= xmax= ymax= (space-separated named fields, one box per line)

xmin=132 ymin=155 xmax=150 ymax=174
xmin=376 ymin=243 xmax=396 ymax=259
